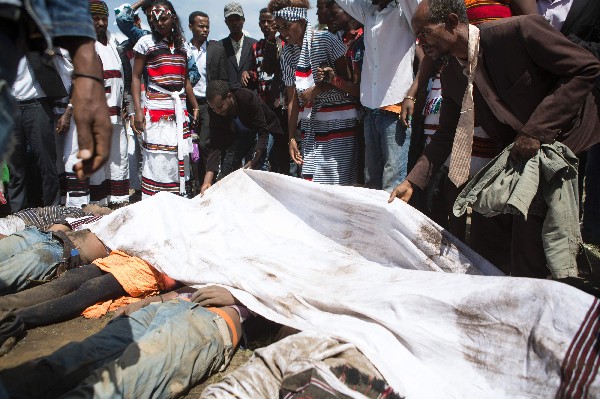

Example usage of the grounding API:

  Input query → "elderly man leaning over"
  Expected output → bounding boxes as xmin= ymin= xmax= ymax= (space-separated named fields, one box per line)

xmin=389 ymin=0 xmax=600 ymax=279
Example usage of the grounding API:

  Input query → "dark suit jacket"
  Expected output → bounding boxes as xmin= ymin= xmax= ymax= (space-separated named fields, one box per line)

xmin=220 ymin=35 xmax=258 ymax=89
xmin=206 ymin=40 xmax=228 ymax=84
xmin=408 ymin=15 xmax=600 ymax=189
xmin=561 ymin=0 xmax=600 ymax=60
xmin=206 ymin=88 xmax=284 ymax=173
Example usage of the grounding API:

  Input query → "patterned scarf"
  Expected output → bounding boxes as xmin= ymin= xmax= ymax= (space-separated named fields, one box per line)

xmin=272 ymin=7 xmax=308 ymax=21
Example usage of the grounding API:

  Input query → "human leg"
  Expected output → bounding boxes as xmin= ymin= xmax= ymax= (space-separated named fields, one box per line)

xmin=0 ymin=21 xmax=23 ymax=166
xmin=218 ymin=132 xmax=257 ymax=179
xmin=64 ymin=120 xmax=91 ymax=207
xmin=66 ymin=301 xmax=227 ymax=399
xmin=380 ymin=110 xmax=411 ymax=193
xmin=28 ymin=99 xmax=60 ymax=206
xmin=363 ymin=108 xmax=383 ymax=189
xmin=106 ymin=123 xmax=129 ymax=205
xmin=582 ymin=142 xmax=600 ymax=244
xmin=0 ymin=228 xmax=63 ymax=295
xmin=510 ymin=213 xmax=550 ymax=278
xmin=5 ymin=306 xmax=156 ymax=398
xmin=0 ymin=265 xmax=104 ymax=310
xmin=141 ymin=117 xmax=187 ymax=198
xmin=16 ymin=269 xmax=125 ymax=328
xmin=0 ymin=226 xmax=53 ymax=261
xmin=7 ymin=103 xmax=27 ymax=211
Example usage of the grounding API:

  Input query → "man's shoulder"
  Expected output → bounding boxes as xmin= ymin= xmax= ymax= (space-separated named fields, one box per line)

xmin=234 ymin=87 xmax=258 ymax=101
xmin=244 ymin=35 xmax=259 ymax=45
xmin=207 ymin=40 xmax=225 ymax=53
xmin=479 ymin=15 xmax=548 ymax=35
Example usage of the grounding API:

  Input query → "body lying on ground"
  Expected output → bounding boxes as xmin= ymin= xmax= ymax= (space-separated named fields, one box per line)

xmin=3 ymin=286 xmax=256 ymax=398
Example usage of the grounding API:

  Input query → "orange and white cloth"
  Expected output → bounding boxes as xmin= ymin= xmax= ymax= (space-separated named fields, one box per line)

xmin=82 ymin=250 xmax=177 ymax=318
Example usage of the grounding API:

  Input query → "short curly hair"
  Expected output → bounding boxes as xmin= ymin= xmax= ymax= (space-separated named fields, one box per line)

xmin=268 ymin=0 xmax=310 ymax=13
xmin=427 ymin=0 xmax=468 ymax=24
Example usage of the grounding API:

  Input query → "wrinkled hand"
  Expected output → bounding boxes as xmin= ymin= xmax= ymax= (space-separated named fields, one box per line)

xmin=241 ymin=71 xmax=251 ymax=87
xmin=388 ymin=180 xmax=414 ymax=203
xmin=298 ymin=86 xmax=316 ymax=104
xmin=400 ymin=97 xmax=415 ymax=128
xmin=289 ymin=139 xmax=303 ymax=165
xmin=55 ymin=109 xmax=72 ymax=135
xmin=510 ymin=134 xmax=540 ymax=163
xmin=315 ymin=66 xmax=334 ymax=83
xmin=133 ymin=109 xmax=146 ymax=135
xmin=191 ymin=286 xmax=236 ymax=307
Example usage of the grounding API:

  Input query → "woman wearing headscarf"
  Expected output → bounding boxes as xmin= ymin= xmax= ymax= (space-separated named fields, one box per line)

xmin=270 ymin=0 xmax=358 ymax=185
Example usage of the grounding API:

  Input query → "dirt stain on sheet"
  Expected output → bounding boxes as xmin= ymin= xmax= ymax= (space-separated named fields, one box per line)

xmin=453 ymin=291 xmax=526 ymax=376
xmin=412 ymin=223 xmax=457 ymax=271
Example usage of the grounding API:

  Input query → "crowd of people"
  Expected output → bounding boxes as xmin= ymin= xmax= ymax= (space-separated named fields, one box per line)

xmin=0 ymin=0 xmax=599 ymax=396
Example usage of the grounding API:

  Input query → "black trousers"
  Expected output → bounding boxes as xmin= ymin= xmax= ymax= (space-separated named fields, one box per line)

xmin=8 ymin=98 xmax=59 ymax=211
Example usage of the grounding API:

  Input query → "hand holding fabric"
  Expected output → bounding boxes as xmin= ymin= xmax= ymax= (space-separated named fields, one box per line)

xmin=510 ymin=133 xmax=540 ymax=162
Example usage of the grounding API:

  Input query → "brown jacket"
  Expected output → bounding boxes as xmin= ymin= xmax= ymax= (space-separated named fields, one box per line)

xmin=408 ymin=15 xmax=600 ymax=189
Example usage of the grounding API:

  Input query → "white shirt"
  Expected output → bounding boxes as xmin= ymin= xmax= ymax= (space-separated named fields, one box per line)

xmin=537 ymin=0 xmax=574 ymax=31
xmin=187 ymin=40 xmax=208 ymax=97
xmin=12 ymin=57 xmax=46 ymax=101
xmin=231 ymin=35 xmax=244 ymax=66
xmin=335 ymin=0 xmax=420 ymax=109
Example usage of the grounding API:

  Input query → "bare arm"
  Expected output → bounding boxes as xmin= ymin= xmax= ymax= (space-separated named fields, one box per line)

xmin=131 ymin=52 xmax=146 ymax=134
xmin=185 ymin=72 xmax=200 ymax=126
xmin=400 ymin=54 xmax=438 ymax=127
xmin=286 ymin=86 xmax=302 ymax=165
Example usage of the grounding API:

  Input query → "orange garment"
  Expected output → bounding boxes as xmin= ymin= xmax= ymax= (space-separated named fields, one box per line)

xmin=380 ymin=103 xmax=402 ymax=114
xmin=207 ymin=307 xmax=240 ymax=347
xmin=93 ymin=250 xmax=173 ymax=297
xmin=82 ymin=250 xmax=177 ymax=319
xmin=82 ymin=296 xmax=143 ymax=319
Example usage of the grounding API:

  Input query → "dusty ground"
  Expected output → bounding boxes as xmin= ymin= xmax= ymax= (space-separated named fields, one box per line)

xmin=0 ymin=314 xmax=254 ymax=397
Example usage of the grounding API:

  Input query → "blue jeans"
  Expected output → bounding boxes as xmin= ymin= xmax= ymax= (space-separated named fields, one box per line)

xmin=583 ymin=142 xmax=600 ymax=243
xmin=363 ymin=108 xmax=412 ymax=193
xmin=0 ymin=227 xmax=62 ymax=295
xmin=259 ymin=133 xmax=275 ymax=171
xmin=17 ymin=300 xmax=228 ymax=398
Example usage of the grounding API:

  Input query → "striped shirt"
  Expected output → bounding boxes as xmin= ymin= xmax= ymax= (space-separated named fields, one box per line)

xmin=281 ymin=29 xmax=359 ymax=185
xmin=134 ymin=35 xmax=188 ymax=122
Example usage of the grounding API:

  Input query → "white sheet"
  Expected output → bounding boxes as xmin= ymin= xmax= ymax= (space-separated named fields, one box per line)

xmin=89 ymin=170 xmax=599 ymax=398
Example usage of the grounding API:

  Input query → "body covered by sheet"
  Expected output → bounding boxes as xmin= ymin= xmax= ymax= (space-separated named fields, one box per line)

xmin=89 ymin=170 xmax=600 ymax=398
